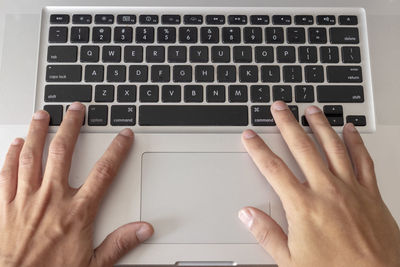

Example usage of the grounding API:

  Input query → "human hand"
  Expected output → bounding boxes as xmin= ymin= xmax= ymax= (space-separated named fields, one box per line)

xmin=0 ymin=102 xmax=153 ymax=267
xmin=239 ymin=101 xmax=400 ymax=267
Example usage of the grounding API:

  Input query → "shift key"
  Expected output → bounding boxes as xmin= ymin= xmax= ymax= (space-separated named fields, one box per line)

xmin=327 ymin=66 xmax=362 ymax=83
xmin=45 ymin=85 xmax=92 ymax=102
xmin=46 ymin=65 xmax=82 ymax=82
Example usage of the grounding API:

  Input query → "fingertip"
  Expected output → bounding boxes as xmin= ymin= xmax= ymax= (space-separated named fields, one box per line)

xmin=305 ymin=105 xmax=322 ymax=116
xmin=68 ymin=102 xmax=85 ymax=111
xmin=32 ymin=110 xmax=50 ymax=120
xmin=271 ymin=101 xmax=289 ymax=112
xmin=11 ymin=138 xmax=24 ymax=146
xmin=136 ymin=222 xmax=154 ymax=242
xmin=344 ymin=123 xmax=358 ymax=133
xmin=119 ymin=128 xmax=134 ymax=138
xmin=238 ymin=207 xmax=254 ymax=229
xmin=242 ymin=129 xmax=257 ymax=140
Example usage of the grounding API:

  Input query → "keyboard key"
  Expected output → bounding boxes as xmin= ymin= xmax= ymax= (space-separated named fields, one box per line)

xmin=277 ymin=46 xmax=296 ymax=63
xmin=45 ymin=85 xmax=92 ymax=102
xmin=81 ymin=46 xmax=99 ymax=62
xmin=117 ymin=15 xmax=136 ymax=24
xmin=184 ymin=15 xmax=203 ymax=25
xmin=283 ymin=65 xmax=302 ymax=82
xmin=222 ymin=27 xmax=241 ymax=43
xmin=117 ymin=85 xmax=137 ymax=102
xmin=146 ymin=46 xmax=165 ymax=62
xmin=158 ymin=27 xmax=176 ymax=43
xmin=140 ymin=85 xmax=159 ymax=102
xmin=287 ymin=27 xmax=305 ymax=44
xmin=342 ymin=47 xmax=361 ymax=63
xmin=217 ymin=65 xmax=236 ymax=82
xmin=251 ymin=106 xmax=274 ymax=126
xmin=273 ymin=85 xmax=292 ymax=102
xmin=228 ymin=15 xmax=247 ymax=25
xmin=302 ymin=116 xmax=309 ymax=126
xmin=250 ymin=15 xmax=269 ymax=25
xmin=294 ymin=15 xmax=314 ymax=25
xmin=289 ymin=105 xmax=299 ymax=121
xmin=85 ymin=65 xmax=104 ymax=82
xmin=206 ymin=15 xmax=225 ymax=25
xmin=50 ymin=14 xmax=69 ymax=24
xmin=139 ymin=15 xmax=158 ymax=24
xmin=244 ymin=27 xmax=262 ymax=43
xmin=71 ymin=27 xmax=89 ymax=43
xmin=295 ymin=85 xmax=314 ymax=102
xmin=95 ymin=85 xmax=114 ymax=102
xmin=184 ymin=85 xmax=203 ymax=102
xmin=211 ymin=46 xmax=230 ymax=63
xmin=107 ymin=65 xmax=126 ymax=82
xmin=162 ymin=85 xmax=181 ymax=102
xmin=162 ymin=15 xmax=181 ymax=24
xmin=261 ymin=66 xmax=280 ymax=82
xmin=92 ymin=27 xmax=111 ymax=43
xmin=305 ymin=65 xmax=324 ymax=83
xmin=239 ymin=65 xmax=258 ymax=83
xmin=47 ymin=46 xmax=77 ymax=62
xmin=308 ymin=28 xmax=327 ymax=44
xmin=72 ymin=14 xmax=92 ymax=24
xmin=272 ymin=15 xmax=291 ymax=25
xmin=46 ymin=65 xmax=82 ymax=82
xmin=129 ymin=65 xmax=148 ymax=82
xmin=173 ymin=65 xmax=192 ymax=82
xmin=179 ymin=27 xmax=198 ymax=43
xmin=298 ymin=46 xmax=317 ymax=63
xmin=265 ymin=27 xmax=284 ymax=43
xmin=233 ymin=46 xmax=252 ymax=63
xmin=195 ymin=65 xmax=214 ymax=82
xmin=44 ymin=105 xmax=63 ymax=126
xmin=114 ymin=27 xmax=133 ymax=43
xmin=255 ymin=46 xmax=274 ymax=63
xmin=124 ymin=46 xmax=143 ymax=62
xmin=346 ymin=115 xmax=366 ymax=126
xmin=136 ymin=27 xmax=155 ymax=43
xmin=207 ymin=85 xmax=225 ymax=102
xmin=317 ymin=85 xmax=364 ymax=102
xmin=251 ymin=85 xmax=270 ymax=103
xmin=327 ymin=116 xmax=344 ymax=126
xmin=88 ymin=105 xmax=108 ymax=126
xmin=317 ymin=15 xmax=336 ymax=25
xmin=102 ymin=46 xmax=121 ymax=62
xmin=168 ymin=46 xmax=187 ymax=62
xmin=190 ymin=46 xmax=209 ymax=63
xmin=323 ymin=105 xmax=343 ymax=115
xmin=49 ymin=27 xmax=68 ymax=43
xmin=111 ymin=105 xmax=136 ymax=126
xmin=320 ymin=46 xmax=339 ymax=63
xmin=139 ymin=105 xmax=248 ymax=126
xmin=327 ymin=66 xmax=362 ymax=83
xmin=330 ymin=27 xmax=359 ymax=44
xmin=151 ymin=65 xmax=170 ymax=82
xmin=229 ymin=85 xmax=248 ymax=102
xmin=95 ymin=14 xmax=114 ymax=24
xmin=339 ymin=15 xmax=358 ymax=25
xmin=201 ymin=27 xmax=219 ymax=43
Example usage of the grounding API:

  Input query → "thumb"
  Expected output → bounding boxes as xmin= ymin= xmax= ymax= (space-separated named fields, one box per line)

xmin=239 ymin=207 xmax=291 ymax=266
xmin=92 ymin=222 xmax=154 ymax=267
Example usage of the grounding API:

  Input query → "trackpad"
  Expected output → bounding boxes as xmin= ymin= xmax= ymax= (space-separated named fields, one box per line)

xmin=141 ymin=152 xmax=277 ymax=244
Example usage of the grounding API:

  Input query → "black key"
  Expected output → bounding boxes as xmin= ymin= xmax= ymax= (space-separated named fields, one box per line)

xmin=195 ymin=65 xmax=214 ymax=82
xmin=201 ymin=27 xmax=219 ymax=43
xmin=139 ymin=105 xmax=248 ymax=126
xmin=168 ymin=46 xmax=187 ymax=62
xmin=173 ymin=65 xmax=192 ymax=82
xmin=305 ymin=65 xmax=324 ymax=83
xmin=233 ymin=46 xmax=252 ymax=63
xmin=49 ymin=27 xmax=68 ymax=43
xmin=346 ymin=115 xmax=366 ymax=126
xmin=342 ymin=47 xmax=361 ymax=63
xmin=117 ymin=15 xmax=136 ymax=24
xmin=339 ymin=15 xmax=358 ymax=25
xmin=88 ymin=105 xmax=108 ymax=126
xmin=211 ymin=46 xmax=230 ymax=63
xmin=207 ymin=85 xmax=225 ymax=102
xmin=46 ymin=65 xmax=81 ymax=82
xmin=114 ymin=27 xmax=133 ymax=43
xmin=124 ymin=46 xmax=143 ymax=62
xmin=317 ymin=15 xmax=336 ymax=25
xmin=146 ymin=46 xmax=165 ymax=63
xmin=140 ymin=85 xmax=159 ymax=102
xmin=222 ymin=27 xmax=241 ymax=43
xmin=50 ymin=14 xmax=69 ymax=24
xmin=92 ymin=27 xmax=111 ymax=43
xmin=45 ymin=85 xmax=92 ymax=102
xmin=265 ymin=27 xmax=284 ymax=43
xmin=85 ymin=65 xmax=104 ymax=82
xmin=136 ymin=27 xmax=155 ymax=43
xmin=294 ymin=15 xmax=314 ymax=25
xmin=190 ymin=46 xmax=209 ymax=63
xmin=111 ymin=105 xmax=136 ymax=126
xmin=140 ymin=15 xmax=158 ymax=24
xmin=261 ymin=66 xmax=280 ymax=82
xmin=298 ymin=46 xmax=317 ymax=63
xmin=95 ymin=14 xmax=114 ymax=24
xmin=273 ymin=85 xmax=292 ymax=102
xmin=327 ymin=116 xmax=344 ymax=126
xmin=251 ymin=106 xmax=274 ymax=126
xmin=44 ymin=105 xmax=63 ymax=126
xmin=95 ymin=85 xmax=114 ymax=102
xmin=239 ymin=65 xmax=258 ymax=83
xmin=184 ymin=15 xmax=203 ymax=25
xmin=117 ymin=85 xmax=137 ymax=102
xmin=102 ymin=46 xmax=121 ymax=62
xmin=330 ymin=28 xmax=359 ymax=44
xmin=184 ymin=85 xmax=203 ymax=102
xmin=129 ymin=65 xmax=148 ymax=82
xmin=244 ymin=27 xmax=262 ymax=43
xmin=206 ymin=15 xmax=225 ymax=25
xmin=162 ymin=85 xmax=181 ymax=102
xmin=217 ymin=65 xmax=236 ymax=83
xmin=327 ymin=66 xmax=362 ymax=83
xmin=302 ymin=116 xmax=309 ymax=126
xmin=162 ymin=15 xmax=181 ymax=24
xmin=229 ymin=85 xmax=248 ymax=102
xmin=107 ymin=65 xmax=126 ymax=82
xmin=228 ymin=15 xmax=247 ymax=25
xmin=48 ymin=46 xmax=77 ymax=62
xmin=251 ymin=85 xmax=270 ymax=103
xmin=309 ymin=28 xmax=327 ymax=44
xmin=250 ymin=15 xmax=269 ymax=25
xmin=272 ymin=15 xmax=291 ymax=25
xmin=158 ymin=27 xmax=176 ymax=43
xmin=151 ymin=65 xmax=171 ymax=82
xmin=317 ymin=85 xmax=364 ymax=102
xmin=72 ymin=14 xmax=92 ymax=24
xmin=323 ymin=105 xmax=343 ymax=115
xmin=289 ymin=105 xmax=299 ymax=121
xmin=81 ymin=46 xmax=99 ymax=62
xmin=179 ymin=27 xmax=198 ymax=43
xmin=71 ymin=27 xmax=89 ymax=43
xmin=283 ymin=65 xmax=302 ymax=83
xmin=287 ymin=27 xmax=305 ymax=44
xmin=320 ymin=46 xmax=339 ymax=63
xmin=295 ymin=85 xmax=314 ymax=102
xmin=277 ymin=46 xmax=296 ymax=63
xmin=255 ymin=46 xmax=274 ymax=63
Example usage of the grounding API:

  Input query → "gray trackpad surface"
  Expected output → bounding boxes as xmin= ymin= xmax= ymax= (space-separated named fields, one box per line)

xmin=141 ymin=152 xmax=276 ymax=244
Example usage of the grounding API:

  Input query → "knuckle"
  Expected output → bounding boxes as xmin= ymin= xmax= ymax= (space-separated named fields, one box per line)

xmin=256 ymin=228 xmax=273 ymax=248
xmin=94 ymin=159 xmax=116 ymax=180
xmin=19 ymin=149 xmax=36 ymax=166
xmin=291 ymin=139 xmax=314 ymax=154
xmin=261 ymin=157 xmax=284 ymax=175
xmin=114 ymin=234 xmax=131 ymax=256
xmin=48 ymin=138 xmax=69 ymax=159
xmin=327 ymin=140 xmax=347 ymax=156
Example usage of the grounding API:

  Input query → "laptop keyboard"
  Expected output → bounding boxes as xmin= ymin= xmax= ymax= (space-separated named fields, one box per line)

xmin=36 ymin=7 xmax=375 ymax=133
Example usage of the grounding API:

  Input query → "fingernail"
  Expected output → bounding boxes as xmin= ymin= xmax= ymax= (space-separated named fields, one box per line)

xmin=272 ymin=101 xmax=288 ymax=111
xmin=243 ymin=129 xmax=257 ymax=139
xmin=238 ymin=209 xmax=254 ymax=229
xmin=136 ymin=224 xmax=153 ymax=242
xmin=346 ymin=123 xmax=358 ymax=133
xmin=306 ymin=106 xmax=322 ymax=115
xmin=11 ymin=138 xmax=23 ymax=146
xmin=33 ymin=110 xmax=49 ymax=120
xmin=68 ymin=102 xmax=84 ymax=111
xmin=119 ymin=128 xmax=133 ymax=137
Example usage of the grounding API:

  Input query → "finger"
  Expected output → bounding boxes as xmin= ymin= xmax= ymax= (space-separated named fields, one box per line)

xmin=241 ymin=129 xmax=303 ymax=203
xmin=92 ymin=222 xmax=153 ymax=267
xmin=77 ymin=129 xmax=133 ymax=209
xmin=270 ymin=101 xmax=330 ymax=188
xmin=343 ymin=123 xmax=379 ymax=195
xmin=0 ymin=138 xmax=24 ymax=203
xmin=239 ymin=207 xmax=291 ymax=266
xmin=17 ymin=110 xmax=49 ymax=194
xmin=43 ymin=102 xmax=85 ymax=186
xmin=305 ymin=106 xmax=355 ymax=184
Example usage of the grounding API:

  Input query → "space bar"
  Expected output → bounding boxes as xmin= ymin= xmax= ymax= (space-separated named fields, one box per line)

xmin=139 ymin=105 xmax=249 ymax=126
